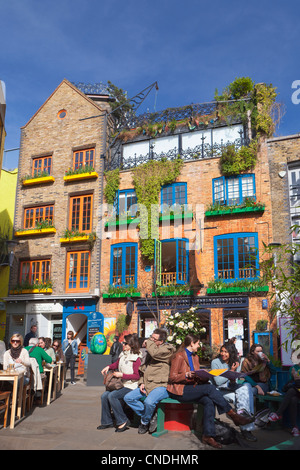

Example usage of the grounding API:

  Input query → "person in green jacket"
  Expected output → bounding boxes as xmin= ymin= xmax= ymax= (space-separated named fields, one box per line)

xmin=25 ymin=337 xmax=52 ymax=373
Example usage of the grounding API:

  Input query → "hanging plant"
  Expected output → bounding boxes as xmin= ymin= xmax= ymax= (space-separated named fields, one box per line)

xmin=219 ymin=139 xmax=258 ymax=176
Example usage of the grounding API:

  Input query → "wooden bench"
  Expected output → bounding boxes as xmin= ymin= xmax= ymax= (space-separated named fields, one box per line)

xmin=152 ymin=398 xmax=203 ymax=437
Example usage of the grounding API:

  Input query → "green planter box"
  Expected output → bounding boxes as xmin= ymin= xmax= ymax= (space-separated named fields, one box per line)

xmin=205 ymin=206 xmax=265 ymax=217
xmin=207 ymin=286 xmax=269 ymax=294
xmin=152 ymin=290 xmax=194 ymax=297
xmin=103 ymin=292 xmax=141 ymax=298
xmin=159 ymin=212 xmax=193 ymax=222
xmin=105 ymin=217 xmax=140 ymax=228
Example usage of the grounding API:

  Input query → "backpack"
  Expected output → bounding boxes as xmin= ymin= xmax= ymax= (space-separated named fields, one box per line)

xmin=214 ymin=419 xmax=239 ymax=445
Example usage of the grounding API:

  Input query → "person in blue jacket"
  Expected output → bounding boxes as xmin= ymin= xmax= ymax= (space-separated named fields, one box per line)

xmin=62 ymin=331 xmax=78 ymax=385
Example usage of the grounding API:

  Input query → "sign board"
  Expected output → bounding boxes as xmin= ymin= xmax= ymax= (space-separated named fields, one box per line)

xmin=77 ymin=345 xmax=89 ymax=376
xmin=87 ymin=311 xmax=104 ymax=349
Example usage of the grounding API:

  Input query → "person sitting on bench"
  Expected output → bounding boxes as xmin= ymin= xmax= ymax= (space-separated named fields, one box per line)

xmin=124 ymin=328 xmax=175 ymax=435
xmin=167 ymin=334 xmax=254 ymax=449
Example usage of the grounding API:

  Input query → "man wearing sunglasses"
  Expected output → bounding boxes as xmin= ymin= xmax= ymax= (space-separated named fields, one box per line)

xmin=124 ymin=328 xmax=175 ymax=434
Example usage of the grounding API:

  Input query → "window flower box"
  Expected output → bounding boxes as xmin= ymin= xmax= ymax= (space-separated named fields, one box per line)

xmin=22 ymin=176 xmax=55 ymax=186
xmin=152 ymin=290 xmax=193 ymax=297
xmin=159 ymin=212 xmax=193 ymax=222
xmin=15 ymin=227 xmax=56 ymax=237
xmin=63 ymin=171 xmax=98 ymax=182
xmin=105 ymin=217 xmax=140 ymax=228
xmin=103 ymin=292 xmax=141 ymax=298
xmin=60 ymin=234 xmax=96 ymax=243
xmin=205 ymin=206 xmax=265 ymax=217
xmin=9 ymin=288 xmax=53 ymax=295
xmin=207 ymin=286 xmax=269 ymax=294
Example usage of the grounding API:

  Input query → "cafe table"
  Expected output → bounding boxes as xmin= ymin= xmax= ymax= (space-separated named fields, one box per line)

xmin=0 ymin=370 xmax=24 ymax=429
xmin=43 ymin=364 xmax=58 ymax=405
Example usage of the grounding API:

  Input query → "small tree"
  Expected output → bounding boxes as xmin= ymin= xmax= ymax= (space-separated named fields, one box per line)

xmin=260 ymin=233 xmax=300 ymax=349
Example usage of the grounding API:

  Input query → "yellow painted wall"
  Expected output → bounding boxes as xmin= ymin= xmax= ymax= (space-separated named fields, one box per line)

xmin=0 ymin=168 xmax=18 ymax=340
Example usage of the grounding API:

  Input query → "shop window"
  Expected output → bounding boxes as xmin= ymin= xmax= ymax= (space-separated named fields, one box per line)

xmin=214 ymin=233 xmax=259 ymax=281
xmin=32 ymin=156 xmax=52 ymax=177
xmin=73 ymin=148 xmax=95 ymax=170
xmin=66 ymin=251 xmax=90 ymax=292
xmin=155 ymin=238 xmax=189 ymax=286
xmin=69 ymin=194 xmax=93 ymax=233
xmin=110 ymin=243 xmax=138 ymax=287
xmin=223 ymin=309 xmax=249 ymax=357
xmin=212 ymin=174 xmax=255 ymax=206
xmin=24 ymin=205 xmax=54 ymax=229
xmin=20 ymin=259 xmax=51 ymax=285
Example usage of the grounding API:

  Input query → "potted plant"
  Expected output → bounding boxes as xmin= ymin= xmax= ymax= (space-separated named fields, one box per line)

xmin=255 ymin=319 xmax=268 ymax=331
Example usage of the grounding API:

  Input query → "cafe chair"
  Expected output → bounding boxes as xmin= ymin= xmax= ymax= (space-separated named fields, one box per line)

xmin=22 ymin=371 xmax=34 ymax=417
xmin=0 ymin=391 xmax=11 ymax=428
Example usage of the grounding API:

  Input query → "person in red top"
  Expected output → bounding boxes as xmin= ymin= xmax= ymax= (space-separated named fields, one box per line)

xmin=98 ymin=334 xmax=142 ymax=433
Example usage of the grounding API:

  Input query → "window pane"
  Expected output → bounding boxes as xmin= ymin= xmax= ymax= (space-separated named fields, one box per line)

xmin=82 ymin=196 xmax=92 ymax=231
xmin=214 ymin=178 xmax=224 ymax=204
xmin=241 ymin=176 xmax=255 ymax=200
xmin=238 ymin=236 xmax=257 ymax=278
xmin=125 ymin=245 xmax=136 ymax=285
xmin=174 ymin=185 xmax=186 ymax=205
xmin=126 ymin=192 xmax=137 ymax=216
xmin=80 ymin=252 xmax=89 ymax=288
xmin=161 ymin=186 xmax=173 ymax=206
xmin=112 ymin=247 xmax=122 ymax=285
xmin=68 ymin=253 xmax=77 ymax=289
xmin=227 ymin=178 xmax=240 ymax=205
xmin=177 ymin=240 xmax=187 ymax=282
xmin=71 ymin=198 xmax=81 ymax=230
xmin=217 ymin=238 xmax=234 ymax=279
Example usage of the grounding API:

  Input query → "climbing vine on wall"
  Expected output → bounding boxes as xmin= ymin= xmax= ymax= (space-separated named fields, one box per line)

xmin=104 ymin=168 xmax=120 ymax=205
xmin=132 ymin=157 xmax=184 ymax=261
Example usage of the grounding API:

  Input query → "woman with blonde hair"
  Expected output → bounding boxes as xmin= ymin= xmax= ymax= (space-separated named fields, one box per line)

xmin=3 ymin=333 xmax=31 ymax=384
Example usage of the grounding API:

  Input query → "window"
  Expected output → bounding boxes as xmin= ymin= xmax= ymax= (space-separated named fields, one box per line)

xmin=73 ymin=148 xmax=95 ymax=170
xmin=115 ymin=189 xmax=137 ymax=217
xmin=66 ymin=251 xmax=90 ymax=292
xmin=155 ymin=238 xmax=189 ymax=285
xmin=69 ymin=194 xmax=93 ymax=233
xmin=161 ymin=183 xmax=187 ymax=207
xmin=212 ymin=174 xmax=255 ymax=206
xmin=20 ymin=259 xmax=51 ymax=285
xmin=110 ymin=243 xmax=138 ymax=287
xmin=214 ymin=233 xmax=259 ymax=281
xmin=24 ymin=205 xmax=54 ymax=229
xmin=32 ymin=156 xmax=52 ymax=177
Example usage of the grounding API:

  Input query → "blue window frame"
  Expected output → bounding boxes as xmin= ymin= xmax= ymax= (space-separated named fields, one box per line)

xmin=115 ymin=189 xmax=137 ymax=217
xmin=214 ymin=233 xmax=259 ymax=282
xmin=161 ymin=183 xmax=187 ymax=207
xmin=155 ymin=238 xmax=189 ymax=285
xmin=110 ymin=243 xmax=138 ymax=287
xmin=212 ymin=174 xmax=256 ymax=206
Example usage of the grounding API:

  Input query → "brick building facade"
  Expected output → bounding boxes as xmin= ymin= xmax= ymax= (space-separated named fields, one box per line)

xmin=5 ymin=79 xmax=112 ymax=344
xmin=5 ymin=79 xmax=280 ymax=360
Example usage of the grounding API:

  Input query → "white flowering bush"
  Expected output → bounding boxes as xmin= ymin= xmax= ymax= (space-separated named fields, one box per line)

xmin=165 ymin=306 xmax=206 ymax=349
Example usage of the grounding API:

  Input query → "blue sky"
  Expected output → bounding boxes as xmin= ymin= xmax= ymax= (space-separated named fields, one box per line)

xmin=2 ymin=0 xmax=300 ymax=169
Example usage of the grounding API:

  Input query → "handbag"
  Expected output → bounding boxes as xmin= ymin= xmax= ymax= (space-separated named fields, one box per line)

xmin=104 ymin=371 xmax=124 ymax=391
